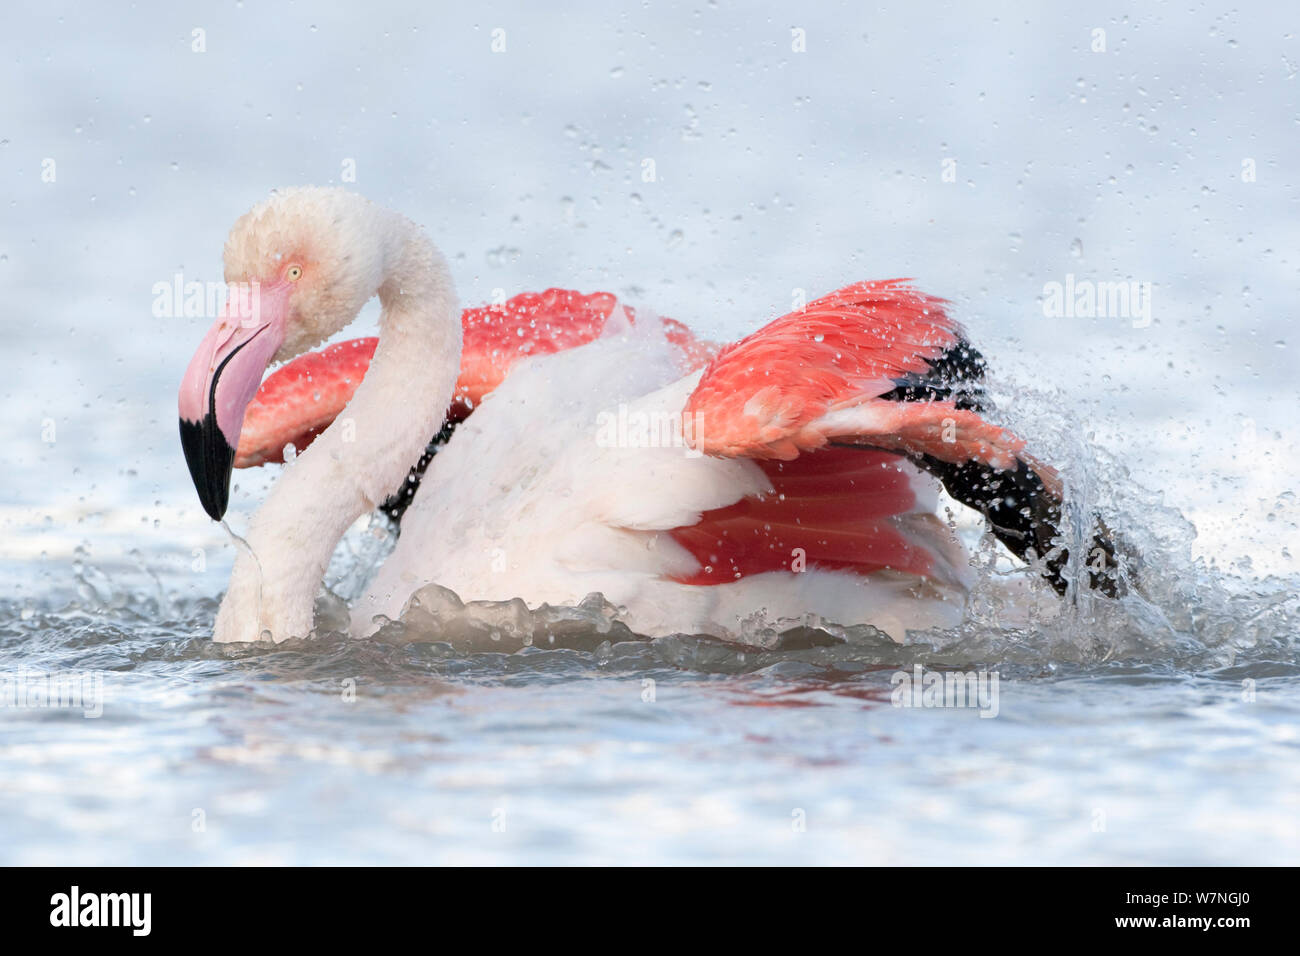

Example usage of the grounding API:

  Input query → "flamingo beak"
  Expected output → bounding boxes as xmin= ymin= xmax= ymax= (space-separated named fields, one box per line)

xmin=178 ymin=281 xmax=291 ymax=520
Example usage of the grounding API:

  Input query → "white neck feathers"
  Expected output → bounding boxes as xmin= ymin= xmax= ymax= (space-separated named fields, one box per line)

xmin=214 ymin=216 xmax=460 ymax=643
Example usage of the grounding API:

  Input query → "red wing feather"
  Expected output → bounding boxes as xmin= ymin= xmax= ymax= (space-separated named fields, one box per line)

xmin=235 ymin=289 xmax=717 ymax=467
xmin=678 ymin=280 xmax=1122 ymax=596
xmin=669 ymin=448 xmax=942 ymax=584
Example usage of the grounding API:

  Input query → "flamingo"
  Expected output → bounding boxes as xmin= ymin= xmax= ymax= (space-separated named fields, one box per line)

xmin=179 ymin=187 xmax=1119 ymax=645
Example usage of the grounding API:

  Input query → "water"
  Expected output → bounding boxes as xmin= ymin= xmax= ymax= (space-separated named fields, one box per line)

xmin=2 ymin=1 xmax=1298 ymax=864
xmin=2 ymin=499 xmax=1297 ymax=865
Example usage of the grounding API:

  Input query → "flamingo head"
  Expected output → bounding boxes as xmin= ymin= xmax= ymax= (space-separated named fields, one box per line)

xmin=178 ymin=186 xmax=391 ymax=520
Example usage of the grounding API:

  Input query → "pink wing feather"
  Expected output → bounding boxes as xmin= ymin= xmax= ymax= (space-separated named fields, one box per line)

xmin=684 ymin=280 xmax=962 ymax=459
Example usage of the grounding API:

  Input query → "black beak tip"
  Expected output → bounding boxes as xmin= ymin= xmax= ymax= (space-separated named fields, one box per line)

xmin=179 ymin=416 xmax=235 ymax=522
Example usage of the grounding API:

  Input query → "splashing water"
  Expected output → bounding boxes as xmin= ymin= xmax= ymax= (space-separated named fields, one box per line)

xmin=5 ymin=439 xmax=1297 ymax=865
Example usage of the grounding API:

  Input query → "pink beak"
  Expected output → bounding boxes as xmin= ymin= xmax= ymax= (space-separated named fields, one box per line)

xmin=178 ymin=281 xmax=291 ymax=520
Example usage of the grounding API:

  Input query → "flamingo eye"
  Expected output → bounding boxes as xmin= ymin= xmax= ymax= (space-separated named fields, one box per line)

xmin=286 ymin=264 xmax=303 ymax=282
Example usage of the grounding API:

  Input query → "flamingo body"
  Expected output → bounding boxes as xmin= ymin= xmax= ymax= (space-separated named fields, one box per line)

xmin=237 ymin=285 xmax=979 ymax=640
xmin=179 ymin=188 xmax=1119 ymax=645
xmin=348 ymin=323 xmax=968 ymax=640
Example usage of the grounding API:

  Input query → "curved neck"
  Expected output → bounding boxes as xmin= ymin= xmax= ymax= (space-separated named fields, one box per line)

xmin=219 ymin=221 xmax=461 ymax=642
